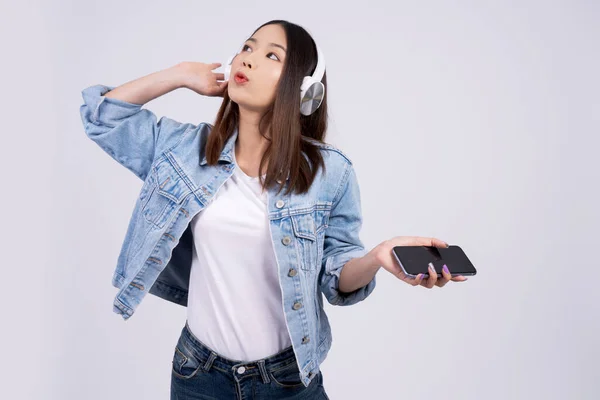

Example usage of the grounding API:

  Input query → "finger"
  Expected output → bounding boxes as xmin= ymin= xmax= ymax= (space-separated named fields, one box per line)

xmin=213 ymin=72 xmax=225 ymax=81
xmin=431 ymin=238 xmax=449 ymax=248
xmin=436 ymin=264 xmax=451 ymax=287
xmin=210 ymin=62 xmax=222 ymax=70
xmin=404 ymin=273 xmax=424 ymax=286
xmin=216 ymin=81 xmax=229 ymax=97
xmin=424 ymin=263 xmax=437 ymax=288
xmin=413 ymin=273 xmax=426 ymax=286
xmin=409 ymin=237 xmax=449 ymax=248
xmin=417 ymin=273 xmax=426 ymax=285
xmin=214 ymin=79 xmax=228 ymax=88
xmin=451 ymin=275 xmax=469 ymax=282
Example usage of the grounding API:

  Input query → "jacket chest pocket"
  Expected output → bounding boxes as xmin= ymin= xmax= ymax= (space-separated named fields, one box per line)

xmin=140 ymin=158 xmax=190 ymax=229
xmin=290 ymin=207 xmax=329 ymax=271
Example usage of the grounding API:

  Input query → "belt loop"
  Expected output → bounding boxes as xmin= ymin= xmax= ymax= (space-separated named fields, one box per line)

xmin=257 ymin=360 xmax=270 ymax=384
xmin=203 ymin=351 xmax=217 ymax=371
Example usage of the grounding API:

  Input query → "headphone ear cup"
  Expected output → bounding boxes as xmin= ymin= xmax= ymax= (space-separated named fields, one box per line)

xmin=300 ymin=77 xmax=325 ymax=116
xmin=224 ymin=55 xmax=235 ymax=81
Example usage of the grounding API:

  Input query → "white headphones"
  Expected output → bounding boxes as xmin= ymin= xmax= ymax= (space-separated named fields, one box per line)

xmin=224 ymin=39 xmax=326 ymax=116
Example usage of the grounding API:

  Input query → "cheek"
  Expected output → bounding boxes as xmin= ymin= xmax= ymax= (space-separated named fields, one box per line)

xmin=253 ymin=72 xmax=281 ymax=99
xmin=261 ymin=71 xmax=282 ymax=98
xmin=270 ymin=70 xmax=283 ymax=88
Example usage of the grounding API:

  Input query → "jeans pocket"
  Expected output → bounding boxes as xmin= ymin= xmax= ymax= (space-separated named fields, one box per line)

xmin=268 ymin=362 xmax=304 ymax=388
xmin=171 ymin=343 xmax=204 ymax=380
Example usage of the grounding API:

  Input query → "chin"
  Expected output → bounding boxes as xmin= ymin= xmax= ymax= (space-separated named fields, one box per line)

xmin=227 ymin=86 xmax=244 ymax=104
xmin=228 ymin=89 xmax=270 ymax=113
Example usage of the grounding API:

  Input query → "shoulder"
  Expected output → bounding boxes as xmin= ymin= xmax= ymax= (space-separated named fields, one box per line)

xmin=164 ymin=121 xmax=212 ymax=161
xmin=302 ymin=137 xmax=355 ymax=167
xmin=179 ymin=121 xmax=212 ymax=144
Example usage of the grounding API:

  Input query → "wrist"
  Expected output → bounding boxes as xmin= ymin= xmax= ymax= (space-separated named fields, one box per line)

xmin=364 ymin=249 xmax=382 ymax=273
xmin=169 ymin=63 xmax=190 ymax=90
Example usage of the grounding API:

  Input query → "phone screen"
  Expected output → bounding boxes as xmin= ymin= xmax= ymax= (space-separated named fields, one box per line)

xmin=391 ymin=245 xmax=477 ymax=277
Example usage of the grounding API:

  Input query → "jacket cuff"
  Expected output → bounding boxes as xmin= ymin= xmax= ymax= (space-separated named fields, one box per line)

xmin=322 ymin=247 xmax=376 ymax=306
xmin=81 ymin=84 xmax=143 ymax=128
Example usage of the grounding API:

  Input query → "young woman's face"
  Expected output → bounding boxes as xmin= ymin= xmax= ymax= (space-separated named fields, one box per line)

xmin=227 ymin=24 xmax=287 ymax=113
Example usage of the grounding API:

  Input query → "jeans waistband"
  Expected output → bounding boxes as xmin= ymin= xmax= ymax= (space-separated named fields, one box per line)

xmin=178 ymin=320 xmax=298 ymax=376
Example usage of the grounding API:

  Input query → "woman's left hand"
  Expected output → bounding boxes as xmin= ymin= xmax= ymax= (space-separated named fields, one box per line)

xmin=372 ymin=236 xmax=468 ymax=288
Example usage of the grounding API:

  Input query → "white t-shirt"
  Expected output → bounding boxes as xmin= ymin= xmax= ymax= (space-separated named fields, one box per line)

xmin=186 ymin=149 xmax=292 ymax=361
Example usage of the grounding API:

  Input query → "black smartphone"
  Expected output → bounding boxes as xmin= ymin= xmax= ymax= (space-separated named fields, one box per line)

xmin=391 ymin=245 xmax=477 ymax=278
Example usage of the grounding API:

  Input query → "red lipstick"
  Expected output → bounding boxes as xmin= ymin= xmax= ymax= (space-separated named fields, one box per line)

xmin=234 ymin=71 xmax=249 ymax=84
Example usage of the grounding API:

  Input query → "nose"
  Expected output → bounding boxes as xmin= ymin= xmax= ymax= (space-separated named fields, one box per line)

xmin=240 ymin=51 xmax=256 ymax=69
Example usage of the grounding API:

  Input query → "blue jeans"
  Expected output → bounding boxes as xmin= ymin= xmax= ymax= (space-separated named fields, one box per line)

xmin=171 ymin=321 xmax=330 ymax=399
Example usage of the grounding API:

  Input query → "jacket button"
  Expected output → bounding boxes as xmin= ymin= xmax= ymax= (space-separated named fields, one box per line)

xmin=282 ymin=236 xmax=291 ymax=245
xmin=301 ymin=336 xmax=310 ymax=344
xmin=288 ymin=268 xmax=297 ymax=277
xmin=275 ymin=200 xmax=285 ymax=208
xmin=292 ymin=301 xmax=302 ymax=310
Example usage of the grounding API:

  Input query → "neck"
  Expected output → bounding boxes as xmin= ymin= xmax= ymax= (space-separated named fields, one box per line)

xmin=235 ymin=108 xmax=270 ymax=175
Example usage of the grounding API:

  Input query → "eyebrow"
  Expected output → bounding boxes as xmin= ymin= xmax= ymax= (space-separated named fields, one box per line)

xmin=245 ymin=37 xmax=287 ymax=53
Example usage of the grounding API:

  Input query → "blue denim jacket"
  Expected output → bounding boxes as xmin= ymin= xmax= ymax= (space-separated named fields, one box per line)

xmin=79 ymin=84 xmax=376 ymax=387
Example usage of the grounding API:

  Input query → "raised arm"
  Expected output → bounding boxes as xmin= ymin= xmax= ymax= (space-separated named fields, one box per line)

xmin=103 ymin=64 xmax=186 ymax=105
xmin=79 ymin=62 xmax=227 ymax=180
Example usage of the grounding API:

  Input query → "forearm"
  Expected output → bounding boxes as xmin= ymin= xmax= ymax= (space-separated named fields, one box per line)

xmin=338 ymin=251 xmax=381 ymax=294
xmin=104 ymin=63 xmax=187 ymax=105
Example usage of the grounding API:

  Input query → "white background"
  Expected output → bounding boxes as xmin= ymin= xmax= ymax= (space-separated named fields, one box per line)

xmin=1 ymin=0 xmax=598 ymax=399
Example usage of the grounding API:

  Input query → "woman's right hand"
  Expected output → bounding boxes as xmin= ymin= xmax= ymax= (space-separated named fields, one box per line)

xmin=177 ymin=62 xmax=229 ymax=97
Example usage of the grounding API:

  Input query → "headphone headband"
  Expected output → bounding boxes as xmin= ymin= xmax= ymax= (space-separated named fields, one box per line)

xmin=311 ymin=44 xmax=325 ymax=84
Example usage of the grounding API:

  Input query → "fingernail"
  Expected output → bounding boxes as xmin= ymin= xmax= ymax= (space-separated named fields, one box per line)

xmin=443 ymin=264 xmax=449 ymax=273
xmin=428 ymin=263 xmax=435 ymax=272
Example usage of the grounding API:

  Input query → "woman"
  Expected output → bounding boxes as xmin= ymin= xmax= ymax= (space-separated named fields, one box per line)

xmin=79 ymin=19 xmax=467 ymax=400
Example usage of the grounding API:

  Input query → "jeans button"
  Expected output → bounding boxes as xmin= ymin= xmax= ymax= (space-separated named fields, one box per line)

xmin=237 ymin=366 xmax=246 ymax=374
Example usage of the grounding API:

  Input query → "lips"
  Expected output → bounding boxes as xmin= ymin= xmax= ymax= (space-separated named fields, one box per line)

xmin=234 ymin=71 xmax=249 ymax=83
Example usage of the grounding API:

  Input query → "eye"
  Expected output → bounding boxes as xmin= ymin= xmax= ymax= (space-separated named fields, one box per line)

xmin=241 ymin=44 xmax=280 ymax=61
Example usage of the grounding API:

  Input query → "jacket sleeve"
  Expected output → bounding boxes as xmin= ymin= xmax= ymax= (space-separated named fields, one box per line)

xmin=319 ymin=162 xmax=376 ymax=306
xmin=79 ymin=84 xmax=191 ymax=181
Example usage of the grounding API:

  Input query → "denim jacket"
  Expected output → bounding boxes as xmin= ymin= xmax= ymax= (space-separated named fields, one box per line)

xmin=79 ymin=84 xmax=377 ymax=387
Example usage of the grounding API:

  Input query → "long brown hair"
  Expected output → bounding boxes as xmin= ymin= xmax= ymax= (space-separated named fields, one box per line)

xmin=205 ymin=20 xmax=328 ymax=196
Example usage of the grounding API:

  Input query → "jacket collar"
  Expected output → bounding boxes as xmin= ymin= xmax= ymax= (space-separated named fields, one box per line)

xmin=199 ymin=125 xmax=238 ymax=166
xmin=200 ymin=125 xmax=290 ymax=182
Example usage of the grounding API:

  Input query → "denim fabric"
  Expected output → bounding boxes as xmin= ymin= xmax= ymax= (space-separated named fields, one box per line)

xmin=171 ymin=321 xmax=330 ymax=399
xmin=79 ymin=84 xmax=377 ymax=387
